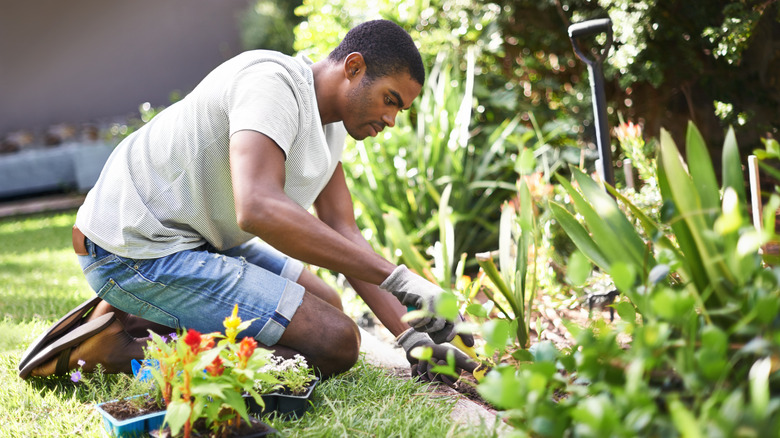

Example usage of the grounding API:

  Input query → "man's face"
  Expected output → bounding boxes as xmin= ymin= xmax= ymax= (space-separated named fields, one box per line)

xmin=343 ymin=72 xmax=422 ymax=140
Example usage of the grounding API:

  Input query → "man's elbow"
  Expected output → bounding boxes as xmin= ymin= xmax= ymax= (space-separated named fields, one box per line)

xmin=234 ymin=199 xmax=274 ymax=234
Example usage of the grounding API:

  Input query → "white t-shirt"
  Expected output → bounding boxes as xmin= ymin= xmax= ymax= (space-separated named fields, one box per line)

xmin=76 ymin=51 xmax=347 ymax=259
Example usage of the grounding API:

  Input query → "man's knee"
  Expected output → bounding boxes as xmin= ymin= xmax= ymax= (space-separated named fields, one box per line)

xmin=322 ymin=314 xmax=361 ymax=377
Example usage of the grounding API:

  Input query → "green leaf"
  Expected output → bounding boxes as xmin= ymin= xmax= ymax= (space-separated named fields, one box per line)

xmin=466 ymin=302 xmax=488 ymax=318
xmin=610 ymin=262 xmax=637 ymax=293
xmin=669 ymin=398 xmax=702 ymax=438
xmin=190 ymin=382 xmax=227 ymax=399
xmin=615 ymin=301 xmax=636 ymax=322
xmin=756 ymin=294 xmax=780 ymax=324
xmin=685 ymin=121 xmax=720 ymax=220
xmin=515 ymin=147 xmax=536 ymax=175
xmin=410 ymin=345 xmax=433 ymax=361
xmin=383 ymin=213 xmax=429 ymax=276
xmin=750 ymin=358 xmax=772 ymax=417
xmin=571 ymin=168 xmax=648 ymax=267
xmin=225 ymin=390 xmax=251 ymax=424
xmin=192 ymin=347 xmax=223 ymax=370
xmin=476 ymin=114 xmax=522 ymax=179
xmin=476 ymin=365 xmax=525 ymax=410
xmin=651 ymin=287 xmax=695 ymax=323
xmin=660 ymin=129 xmax=734 ymax=299
xmin=549 ymin=201 xmax=610 ymax=271
xmin=498 ymin=202 xmax=516 ymax=289
xmin=481 ymin=319 xmax=512 ymax=349
xmin=700 ymin=325 xmax=728 ymax=355
xmin=556 ymin=171 xmax=643 ymax=269
xmin=714 ymin=187 xmax=743 ymax=235
xmin=435 ymin=291 xmax=459 ymax=320
xmin=695 ymin=348 xmax=728 ymax=381
xmin=166 ymin=400 xmax=192 ymax=437
xmin=437 ymin=183 xmax=455 ymax=283
xmin=763 ymin=195 xmax=780 ymax=236
xmin=657 ymin=158 xmax=709 ymax=294
xmin=475 ymin=252 xmax=517 ymax=316
xmin=722 ymin=126 xmax=747 ymax=205
xmin=529 ymin=341 xmax=559 ymax=363
xmin=567 ymin=250 xmax=592 ymax=286
xmin=515 ymin=179 xmax=533 ymax=331
xmin=511 ymin=348 xmax=534 ymax=362
xmin=609 ymin=185 xmax=681 ymax=257
xmin=762 ymin=138 xmax=780 ymax=157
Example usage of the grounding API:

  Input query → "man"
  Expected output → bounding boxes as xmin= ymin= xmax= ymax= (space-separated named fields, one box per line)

xmin=18 ymin=20 xmax=475 ymax=382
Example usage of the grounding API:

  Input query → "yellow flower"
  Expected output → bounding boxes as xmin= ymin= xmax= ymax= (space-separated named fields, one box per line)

xmin=224 ymin=304 xmax=242 ymax=343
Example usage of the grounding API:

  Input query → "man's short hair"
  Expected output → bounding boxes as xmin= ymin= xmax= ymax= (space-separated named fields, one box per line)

xmin=327 ymin=20 xmax=425 ymax=86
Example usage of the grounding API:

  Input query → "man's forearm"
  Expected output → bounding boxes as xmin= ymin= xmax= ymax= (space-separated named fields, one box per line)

xmin=240 ymin=195 xmax=396 ymax=285
xmin=346 ymin=276 xmax=409 ymax=337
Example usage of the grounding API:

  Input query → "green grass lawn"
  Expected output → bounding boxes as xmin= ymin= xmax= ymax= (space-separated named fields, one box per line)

xmin=0 ymin=211 xmax=495 ymax=437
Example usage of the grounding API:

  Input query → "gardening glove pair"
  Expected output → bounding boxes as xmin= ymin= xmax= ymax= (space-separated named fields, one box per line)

xmin=396 ymin=328 xmax=478 ymax=386
xmin=380 ymin=265 xmax=462 ymax=344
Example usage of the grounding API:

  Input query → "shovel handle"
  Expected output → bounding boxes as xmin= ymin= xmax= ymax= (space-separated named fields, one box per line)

xmin=568 ymin=18 xmax=612 ymax=39
xmin=568 ymin=18 xmax=613 ymax=66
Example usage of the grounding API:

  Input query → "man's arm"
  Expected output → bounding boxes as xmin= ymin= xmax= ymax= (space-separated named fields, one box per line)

xmin=231 ymin=130 xmax=458 ymax=343
xmin=229 ymin=130 xmax=396 ymax=285
xmin=311 ymin=160 xmax=409 ymax=337
xmin=314 ymin=160 xmax=479 ymax=383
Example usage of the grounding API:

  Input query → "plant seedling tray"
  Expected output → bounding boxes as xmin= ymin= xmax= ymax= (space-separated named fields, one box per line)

xmin=95 ymin=396 xmax=167 ymax=438
xmin=247 ymin=377 xmax=319 ymax=418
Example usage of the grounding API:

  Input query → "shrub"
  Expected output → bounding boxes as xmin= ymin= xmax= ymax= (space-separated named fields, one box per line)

xmin=476 ymin=122 xmax=780 ymax=436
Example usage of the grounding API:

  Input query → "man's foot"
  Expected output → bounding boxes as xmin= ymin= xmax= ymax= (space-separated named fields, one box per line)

xmin=17 ymin=296 xmax=101 ymax=371
xmin=19 ymin=313 xmax=147 ymax=379
xmin=92 ymin=299 xmax=175 ymax=338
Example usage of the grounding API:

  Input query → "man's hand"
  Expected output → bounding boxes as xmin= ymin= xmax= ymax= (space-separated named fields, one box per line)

xmin=380 ymin=265 xmax=458 ymax=343
xmin=396 ymin=328 xmax=477 ymax=386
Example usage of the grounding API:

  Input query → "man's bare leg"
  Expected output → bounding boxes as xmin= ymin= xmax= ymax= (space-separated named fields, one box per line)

xmin=272 ymin=291 xmax=361 ymax=378
xmin=296 ymin=269 xmax=343 ymax=310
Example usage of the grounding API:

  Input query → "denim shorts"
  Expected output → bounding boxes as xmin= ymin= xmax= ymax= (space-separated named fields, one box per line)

xmin=77 ymin=238 xmax=305 ymax=346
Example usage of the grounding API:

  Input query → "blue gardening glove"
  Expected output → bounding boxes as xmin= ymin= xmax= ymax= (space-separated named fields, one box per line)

xmin=380 ymin=265 xmax=456 ymax=343
xmin=396 ymin=328 xmax=477 ymax=386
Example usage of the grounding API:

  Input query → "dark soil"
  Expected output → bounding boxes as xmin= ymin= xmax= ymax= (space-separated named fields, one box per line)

xmin=99 ymin=396 xmax=164 ymax=420
xmin=453 ymin=373 xmax=487 ymax=404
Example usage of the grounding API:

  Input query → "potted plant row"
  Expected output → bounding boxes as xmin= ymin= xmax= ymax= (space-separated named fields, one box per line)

xmin=246 ymin=354 xmax=319 ymax=418
xmin=95 ymin=305 xmax=284 ymax=437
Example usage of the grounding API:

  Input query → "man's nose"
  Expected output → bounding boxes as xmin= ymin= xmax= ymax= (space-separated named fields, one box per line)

xmin=382 ymin=111 xmax=397 ymax=128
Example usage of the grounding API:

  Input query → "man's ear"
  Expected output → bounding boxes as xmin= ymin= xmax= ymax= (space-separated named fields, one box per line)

xmin=344 ymin=52 xmax=366 ymax=80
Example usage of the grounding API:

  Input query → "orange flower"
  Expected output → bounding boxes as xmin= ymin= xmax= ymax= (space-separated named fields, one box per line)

xmin=238 ymin=337 xmax=257 ymax=359
xmin=616 ymin=121 xmax=642 ymax=141
xmin=206 ymin=356 xmax=225 ymax=376
xmin=202 ymin=334 xmax=215 ymax=351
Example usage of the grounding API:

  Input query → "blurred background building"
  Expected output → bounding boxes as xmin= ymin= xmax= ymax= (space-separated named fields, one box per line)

xmin=0 ymin=0 xmax=252 ymax=139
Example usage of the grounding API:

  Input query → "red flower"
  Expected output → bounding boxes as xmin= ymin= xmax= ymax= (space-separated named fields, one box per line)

xmin=238 ymin=337 xmax=257 ymax=359
xmin=206 ymin=356 xmax=225 ymax=376
xmin=183 ymin=329 xmax=202 ymax=353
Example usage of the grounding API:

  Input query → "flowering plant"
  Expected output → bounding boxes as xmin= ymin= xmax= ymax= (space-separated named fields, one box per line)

xmin=144 ymin=305 xmax=278 ymax=438
xmin=255 ymin=354 xmax=316 ymax=396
